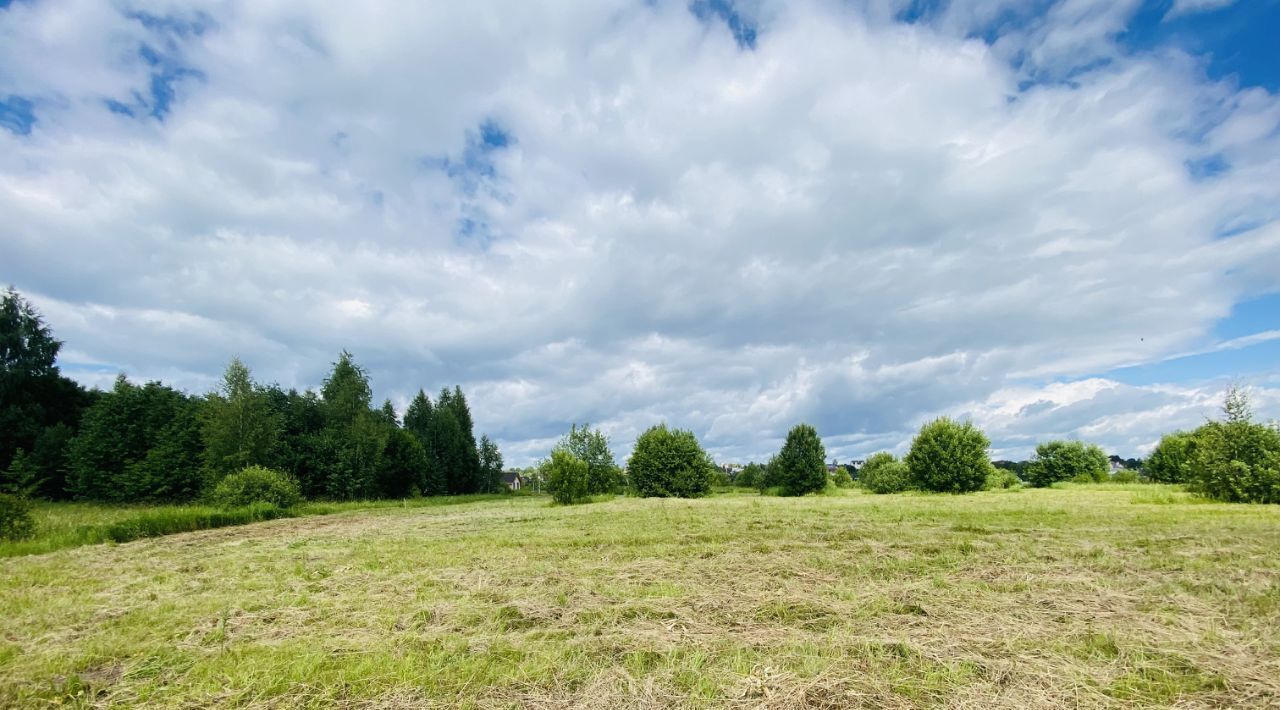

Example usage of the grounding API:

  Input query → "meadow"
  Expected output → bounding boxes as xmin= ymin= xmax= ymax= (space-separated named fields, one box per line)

xmin=2 ymin=484 xmax=1278 ymax=708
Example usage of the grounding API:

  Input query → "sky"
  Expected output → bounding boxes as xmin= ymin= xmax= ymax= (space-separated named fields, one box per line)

xmin=1 ymin=0 xmax=1278 ymax=466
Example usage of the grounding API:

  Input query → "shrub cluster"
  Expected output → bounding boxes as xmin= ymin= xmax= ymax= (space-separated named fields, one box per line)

xmin=209 ymin=465 xmax=302 ymax=509
xmin=0 ymin=493 xmax=36 ymax=541
xmin=1025 ymin=440 xmax=1109 ymax=488
xmin=858 ymin=452 xmax=911 ymax=494
xmin=985 ymin=467 xmax=1021 ymax=490
xmin=1185 ymin=419 xmax=1280 ymax=504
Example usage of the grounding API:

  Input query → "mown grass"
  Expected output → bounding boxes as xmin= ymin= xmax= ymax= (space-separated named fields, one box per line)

xmin=1 ymin=485 xmax=1278 ymax=708
xmin=0 ymin=494 xmax=516 ymax=558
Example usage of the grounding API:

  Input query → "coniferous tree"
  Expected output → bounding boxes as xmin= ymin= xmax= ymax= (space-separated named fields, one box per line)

xmin=478 ymin=434 xmax=504 ymax=493
xmin=67 ymin=376 xmax=204 ymax=502
xmin=377 ymin=428 xmax=432 ymax=498
xmin=442 ymin=386 xmax=482 ymax=493
xmin=376 ymin=399 xmax=398 ymax=427
xmin=402 ymin=389 xmax=445 ymax=494
xmin=428 ymin=405 xmax=470 ymax=494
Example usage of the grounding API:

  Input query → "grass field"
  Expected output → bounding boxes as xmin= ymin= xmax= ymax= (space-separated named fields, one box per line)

xmin=2 ymin=484 xmax=1278 ymax=708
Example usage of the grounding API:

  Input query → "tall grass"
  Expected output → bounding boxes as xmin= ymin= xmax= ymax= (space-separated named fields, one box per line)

xmin=0 ymin=493 xmax=516 ymax=558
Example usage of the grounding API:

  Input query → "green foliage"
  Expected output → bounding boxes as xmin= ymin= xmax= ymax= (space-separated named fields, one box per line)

xmin=858 ymin=452 xmax=911 ymax=494
xmin=830 ymin=467 xmax=854 ymax=488
xmin=201 ymin=358 xmax=281 ymax=483
xmin=67 ymin=376 xmax=204 ymax=502
xmin=377 ymin=429 xmax=432 ymax=498
xmin=478 ymin=435 xmax=505 ymax=493
xmin=1 ymin=448 xmax=40 ymax=496
xmin=315 ymin=352 xmax=382 ymax=500
xmin=734 ymin=463 xmax=765 ymax=488
xmin=102 ymin=503 xmax=294 ymax=543
xmin=0 ymin=492 xmax=35 ymax=540
xmin=905 ymin=418 xmax=992 ymax=494
xmin=985 ymin=467 xmax=1021 ymax=490
xmin=543 ymin=449 xmax=590 ymax=505
xmin=1025 ymin=440 xmax=1109 ymax=488
xmin=626 ymin=424 xmax=716 ymax=498
xmin=438 ymin=387 xmax=483 ymax=494
xmin=772 ymin=424 xmax=828 ymax=496
xmin=1145 ymin=431 xmax=1195 ymax=483
xmin=1111 ymin=469 xmax=1139 ymax=483
xmin=557 ymin=424 xmax=621 ymax=494
xmin=1185 ymin=420 xmax=1280 ymax=504
xmin=0 ymin=287 xmax=94 ymax=490
xmin=209 ymin=465 xmax=302 ymax=509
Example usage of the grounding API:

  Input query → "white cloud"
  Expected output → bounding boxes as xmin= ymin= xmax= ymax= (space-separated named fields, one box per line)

xmin=1164 ymin=0 xmax=1238 ymax=21
xmin=1 ymin=0 xmax=1278 ymax=465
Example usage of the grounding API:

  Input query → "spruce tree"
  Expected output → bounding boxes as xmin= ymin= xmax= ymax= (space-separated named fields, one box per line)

xmin=478 ymin=435 xmax=504 ymax=493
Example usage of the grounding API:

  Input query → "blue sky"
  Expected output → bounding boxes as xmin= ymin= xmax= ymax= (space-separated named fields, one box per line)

xmin=1 ymin=0 xmax=1278 ymax=464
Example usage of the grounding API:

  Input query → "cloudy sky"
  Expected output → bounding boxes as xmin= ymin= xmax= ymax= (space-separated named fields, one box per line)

xmin=2 ymin=0 xmax=1279 ymax=465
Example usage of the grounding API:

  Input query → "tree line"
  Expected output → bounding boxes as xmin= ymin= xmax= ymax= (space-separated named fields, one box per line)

xmin=0 ymin=288 xmax=503 ymax=502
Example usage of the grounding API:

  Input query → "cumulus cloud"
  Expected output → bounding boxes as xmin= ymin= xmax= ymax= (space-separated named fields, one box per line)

xmin=1 ymin=0 xmax=1278 ymax=464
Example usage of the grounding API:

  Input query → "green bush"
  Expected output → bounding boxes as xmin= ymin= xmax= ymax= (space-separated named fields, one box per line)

xmin=985 ymin=467 xmax=1021 ymax=490
xmin=1025 ymin=440 xmax=1109 ymax=487
xmin=209 ymin=465 xmax=301 ymax=509
xmin=1186 ymin=420 xmax=1280 ymax=504
xmin=772 ymin=424 xmax=828 ymax=496
xmin=1144 ymin=431 xmax=1195 ymax=483
xmin=543 ymin=449 xmax=590 ymax=505
xmin=905 ymin=418 xmax=992 ymax=494
xmin=858 ymin=452 xmax=911 ymax=494
xmin=627 ymin=424 xmax=715 ymax=498
xmin=734 ymin=463 xmax=765 ymax=488
xmin=0 ymin=493 xmax=36 ymax=541
xmin=830 ymin=467 xmax=854 ymax=488
xmin=1111 ymin=469 xmax=1139 ymax=483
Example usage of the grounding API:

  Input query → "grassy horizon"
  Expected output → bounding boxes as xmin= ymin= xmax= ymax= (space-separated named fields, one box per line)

xmin=2 ymin=485 xmax=1278 ymax=707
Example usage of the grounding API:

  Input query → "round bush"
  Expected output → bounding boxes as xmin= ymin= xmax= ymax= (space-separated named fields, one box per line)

xmin=1186 ymin=421 xmax=1280 ymax=504
xmin=543 ymin=449 xmax=590 ymax=505
xmin=1145 ymin=431 xmax=1195 ymax=483
xmin=0 ymin=493 xmax=36 ymax=541
xmin=905 ymin=418 xmax=992 ymax=494
xmin=1025 ymin=440 xmax=1109 ymax=488
xmin=210 ymin=465 xmax=301 ymax=509
xmin=858 ymin=452 xmax=911 ymax=494
xmin=773 ymin=424 xmax=828 ymax=496
xmin=986 ymin=467 xmax=1021 ymax=490
xmin=627 ymin=424 xmax=715 ymax=498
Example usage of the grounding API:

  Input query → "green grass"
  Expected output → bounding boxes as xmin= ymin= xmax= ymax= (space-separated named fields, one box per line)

xmin=0 ymin=494 xmax=516 ymax=558
xmin=1 ymin=485 xmax=1278 ymax=707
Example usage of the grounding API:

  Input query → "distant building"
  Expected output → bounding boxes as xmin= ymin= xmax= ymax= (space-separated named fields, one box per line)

xmin=501 ymin=471 xmax=524 ymax=491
